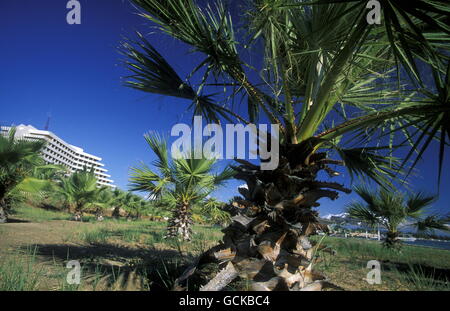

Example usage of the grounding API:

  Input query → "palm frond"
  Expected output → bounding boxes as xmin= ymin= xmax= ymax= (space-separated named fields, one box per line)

xmin=129 ymin=162 xmax=166 ymax=196
xmin=213 ymin=166 xmax=235 ymax=187
xmin=143 ymin=132 xmax=171 ymax=177
xmin=414 ymin=215 xmax=450 ymax=234
xmin=121 ymin=32 xmax=232 ymax=123
xmin=333 ymin=145 xmax=403 ymax=188
xmin=346 ymin=201 xmax=379 ymax=228
xmin=352 ymin=184 xmax=378 ymax=207
xmin=405 ymin=192 xmax=437 ymax=216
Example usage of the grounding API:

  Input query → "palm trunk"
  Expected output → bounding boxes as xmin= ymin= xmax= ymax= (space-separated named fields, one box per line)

xmin=112 ymin=206 xmax=121 ymax=218
xmin=165 ymin=203 xmax=192 ymax=241
xmin=176 ymin=145 xmax=350 ymax=291
xmin=96 ymin=209 xmax=104 ymax=221
xmin=384 ymin=231 xmax=400 ymax=249
xmin=74 ymin=202 xmax=83 ymax=222
xmin=0 ymin=201 xmax=8 ymax=223
xmin=0 ymin=189 xmax=10 ymax=223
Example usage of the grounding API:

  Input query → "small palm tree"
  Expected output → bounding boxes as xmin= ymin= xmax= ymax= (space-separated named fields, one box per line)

xmin=109 ymin=188 xmax=126 ymax=218
xmin=94 ymin=188 xmax=146 ymax=220
xmin=120 ymin=192 xmax=144 ymax=219
xmin=346 ymin=185 xmax=449 ymax=248
xmin=26 ymin=164 xmax=69 ymax=207
xmin=57 ymin=168 xmax=105 ymax=221
xmin=126 ymin=197 xmax=152 ymax=220
xmin=0 ymin=128 xmax=45 ymax=222
xmin=129 ymin=133 xmax=234 ymax=240
xmin=92 ymin=187 xmax=117 ymax=220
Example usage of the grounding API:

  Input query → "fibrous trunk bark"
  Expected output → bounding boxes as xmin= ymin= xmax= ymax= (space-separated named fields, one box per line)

xmin=166 ymin=203 xmax=192 ymax=241
xmin=73 ymin=203 xmax=83 ymax=222
xmin=175 ymin=141 xmax=350 ymax=291
xmin=112 ymin=206 xmax=121 ymax=218
xmin=0 ymin=202 xmax=7 ymax=223
xmin=384 ymin=231 xmax=400 ymax=249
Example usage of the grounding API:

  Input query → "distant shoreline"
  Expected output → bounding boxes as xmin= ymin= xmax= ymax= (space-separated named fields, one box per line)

xmin=329 ymin=235 xmax=450 ymax=251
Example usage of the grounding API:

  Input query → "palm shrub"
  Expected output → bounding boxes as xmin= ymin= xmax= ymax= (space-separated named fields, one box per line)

xmin=110 ymin=188 xmax=127 ymax=218
xmin=129 ymin=199 xmax=144 ymax=219
xmin=93 ymin=188 xmax=148 ymax=219
xmin=56 ymin=168 xmax=105 ymax=220
xmin=120 ymin=192 xmax=138 ymax=219
xmin=91 ymin=186 xmax=117 ymax=219
xmin=122 ymin=0 xmax=450 ymax=290
xmin=129 ymin=133 xmax=234 ymax=240
xmin=0 ymin=128 xmax=46 ymax=222
xmin=121 ymin=193 xmax=150 ymax=219
xmin=134 ymin=199 xmax=153 ymax=219
xmin=32 ymin=164 xmax=68 ymax=181
xmin=146 ymin=199 xmax=171 ymax=221
xmin=25 ymin=164 xmax=69 ymax=209
xmin=346 ymin=186 xmax=449 ymax=249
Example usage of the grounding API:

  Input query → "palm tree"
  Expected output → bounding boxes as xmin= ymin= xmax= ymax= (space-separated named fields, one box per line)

xmin=93 ymin=187 xmax=117 ymax=220
xmin=197 ymin=198 xmax=231 ymax=226
xmin=119 ymin=191 xmax=140 ymax=219
xmin=346 ymin=185 xmax=449 ymax=248
xmin=122 ymin=0 xmax=450 ymax=290
xmin=129 ymin=133 xmax=234 ymax=240
xmin=120 ymin=192 xmax=145 ymax=219
xmin=0 ymin=128 xmax=45 ymax=222
xmin=27 ymin=164 xmax=69 ymax=207
xmin=57 ymin=168 xmax=105 ymax=221
xmin=126 ymin=197 xmax=152 ymax=219
xmin=95 ymin=188 xmax=146 ymax=220
xmin=110 ymin=188 xmax=126 ymax=218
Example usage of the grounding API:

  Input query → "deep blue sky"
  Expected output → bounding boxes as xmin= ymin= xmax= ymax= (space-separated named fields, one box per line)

xmin=1 ymin=0 xmax=449 ymax=218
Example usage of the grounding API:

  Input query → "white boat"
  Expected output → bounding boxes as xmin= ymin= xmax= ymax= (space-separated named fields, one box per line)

xmin=398 ymin=236 xmax=417 ymax=242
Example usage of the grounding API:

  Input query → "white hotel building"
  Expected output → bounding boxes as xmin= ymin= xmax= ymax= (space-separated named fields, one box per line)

xmin=1 ymin=124 xmax=114 ymax=187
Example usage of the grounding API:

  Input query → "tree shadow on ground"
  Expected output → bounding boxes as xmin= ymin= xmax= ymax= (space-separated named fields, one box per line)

xmin=5 ymin=218 xmax=30 ymax=223
xmin=382 ymin=260 xmax=450 ymax=282
xmin=20 ymin=243 xmax=198 ymax=291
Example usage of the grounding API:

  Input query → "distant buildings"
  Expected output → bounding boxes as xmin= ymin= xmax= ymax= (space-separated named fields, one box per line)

xmin=1 ymin=124 xmax=114 ymax=187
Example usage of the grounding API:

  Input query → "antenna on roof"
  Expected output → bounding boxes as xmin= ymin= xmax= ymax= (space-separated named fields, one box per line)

xmin=44 ymin=113 xmax=51 ymax=131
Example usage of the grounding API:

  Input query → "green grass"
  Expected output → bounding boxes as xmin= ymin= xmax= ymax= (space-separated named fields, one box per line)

xmin=0 ymin=246 xmax=43 ymax=291
xmin=314 ymin=236 xmax=450 ymax=269
xmin=12 ymin=204 xmax=70 ymax=222
xmin=311 ymin=236 xmax=450 ymax=291
xmin=70 ymin=222 xmax=223 ymax=250
xmin=6 ymin=204 xmax=450 ymax=291
xmin=394 ymin=265 xmax=450 ymax=291
xmin=79 ymin=228 xmax=114 ymax=244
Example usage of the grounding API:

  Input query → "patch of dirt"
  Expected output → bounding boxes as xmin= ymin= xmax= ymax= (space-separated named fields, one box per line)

xmin=0 ymin=220 xmax=84 ymax=250
xmin=0 ymin=219 xmax=186 ymax=291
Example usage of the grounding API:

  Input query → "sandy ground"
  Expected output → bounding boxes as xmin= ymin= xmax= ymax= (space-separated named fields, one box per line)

xmin=0 ymin=220 xmax=84 ymax=250
xmin=0 ymin=218 xmax=178 ymax=291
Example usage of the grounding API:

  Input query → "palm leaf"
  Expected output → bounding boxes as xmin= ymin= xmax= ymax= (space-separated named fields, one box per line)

xmin=121 ymin=32 xmax=233 ymax=123
xmin=405 ymin=192 xmax=437 ymax=216
xmin=346 ymin=201 xmax=379 ymax=228
xmin=414 ymin=215 xmax=450 ymax=234
xmin=332 ymin=145 xmax=403 ymax=188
